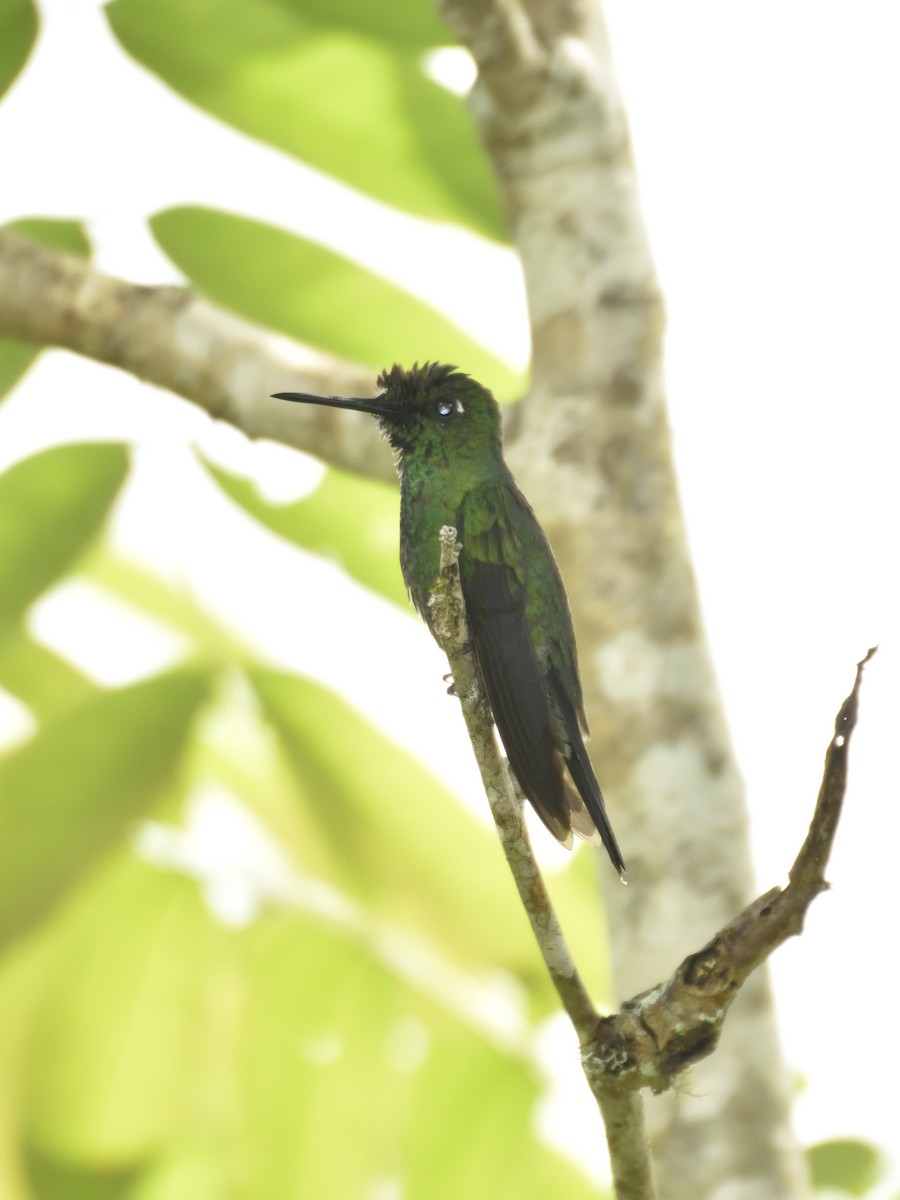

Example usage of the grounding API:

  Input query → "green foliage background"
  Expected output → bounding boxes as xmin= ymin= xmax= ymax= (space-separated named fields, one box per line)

xmin=0 ymin=2 xmax=609 ymax=1197
xmin=0 ymin=0 xmax=885 ymax=1197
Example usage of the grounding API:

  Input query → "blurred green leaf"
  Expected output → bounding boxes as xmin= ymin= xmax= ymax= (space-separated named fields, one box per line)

xmin=242 ymin=915 xmax=606 ymax=1200
xmin=0 ymin=0 xmax=37 ymax=99
xmin=107 ymin=0 xmax=503 ymax=238
xmin=17 ymin=879 xmax=603 ymax=1200
xmin=0 ymin=442 xmax=129 ymax=634
xmin=192 ymin=674 xmax=610 ymax=1010
xmin=0 ymin=933 xmax=54 ymax=1200
xmin=124 ymin=1142 xmax=231 ymax=1200
xmin=0 ymin=668 xmax=212 ymax=946
xmin=0 ymin=631 xmax=97 ymax=722
xmin=247 ymin=666 xmax=561 ymax=1006
xmin=81 ymin=549 xmax=250 ymax=665
xmin=151 ymin=206 xmax=521 ymax=400
xmin=200 ymin=454 xmax=407 ymax=609
xmin=0 ymin=341 xmax=36 ymax=403
xmin=807 ymin=1138 xmax=884 ymax=1196
xmin=24 ymin=855 xmax=218 ymax=1167
xmin=0 ymin=218 xmax=91 ymax=400
xmin=270 ymin=0 xmax=450 ymax=49
xmin=25 ymin=1149 xmax=139 ymax=1200
xmin=6 ymin=217 xmax=92 ymax=257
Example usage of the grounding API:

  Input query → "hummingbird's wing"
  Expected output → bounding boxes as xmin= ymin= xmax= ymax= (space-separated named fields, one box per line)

xmin=457 ymin=480 xmax=625 ymax=874
xmin=457 ymin=481 xmax=577 ymax=848
xmin=459 ymin=558 xmax=575 ymax=847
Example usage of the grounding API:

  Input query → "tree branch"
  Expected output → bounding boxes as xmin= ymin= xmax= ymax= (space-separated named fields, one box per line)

xmin=430 ymin=525 xmax=657 ymax=1197
xmin=428 ymin=526 xmax=600 ymax=1037
xmin=429 ymin=519 xmax=873 ymax=1198
xmin=595 ymin=1092 xmax=657 ymax=1200
xmin=0 ymin=228 xmax=393 ymax=483
xmin=583 ymin=648 xmax=875 ymax=1108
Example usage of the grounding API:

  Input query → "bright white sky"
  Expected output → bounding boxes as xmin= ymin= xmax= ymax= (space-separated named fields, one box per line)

xmin=1 ymin=0 xmax=898 ymax=1189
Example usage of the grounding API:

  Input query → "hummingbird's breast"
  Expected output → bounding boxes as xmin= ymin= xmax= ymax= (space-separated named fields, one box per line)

xmin=398 ymin=469 xmax=464 ymax=626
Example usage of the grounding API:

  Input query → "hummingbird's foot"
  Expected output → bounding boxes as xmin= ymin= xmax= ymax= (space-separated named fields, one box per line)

xmin=443 ymin=672 xmax=458 ymax=697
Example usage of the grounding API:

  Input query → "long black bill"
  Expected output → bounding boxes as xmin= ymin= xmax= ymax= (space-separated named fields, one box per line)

xmin=272 ymin=391 xmax=395 ymax=418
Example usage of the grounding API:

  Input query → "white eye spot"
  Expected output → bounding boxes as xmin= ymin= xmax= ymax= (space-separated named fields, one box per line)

xmin=435 ymin=397 xmax=465 ymax=419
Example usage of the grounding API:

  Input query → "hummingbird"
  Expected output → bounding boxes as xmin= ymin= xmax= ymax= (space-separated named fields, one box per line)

xmin=273 ymin=363 xmax=625 ymax=876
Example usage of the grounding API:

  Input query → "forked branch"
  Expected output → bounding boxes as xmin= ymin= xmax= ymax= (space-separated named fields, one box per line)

xmin=429 ymin=526 xmax=873 ymax=1200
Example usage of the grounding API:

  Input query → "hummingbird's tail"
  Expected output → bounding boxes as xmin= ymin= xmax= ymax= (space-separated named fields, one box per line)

xmin=563 ymin=770 xmax=626 ymax=879
xmin=548 ymin=668 xmax=627 ymax=878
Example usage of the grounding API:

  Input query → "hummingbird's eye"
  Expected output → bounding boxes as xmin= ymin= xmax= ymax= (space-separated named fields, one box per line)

xmin=435 ymin=398 xmax=465 ymax=419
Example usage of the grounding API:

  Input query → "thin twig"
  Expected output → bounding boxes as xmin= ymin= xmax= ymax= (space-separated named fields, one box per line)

xmin=788 ymin=645 xmax=876 ymax=891
xmin=595 ymin=1091 xmax=657 ymax=1200
xmin=428 ymin=526 xmax=599 ymax=1040
xmin=429 ymin=526 xmax=657 ymax=1197
xmin=580 ymin=648 xmax=877 ymax=1094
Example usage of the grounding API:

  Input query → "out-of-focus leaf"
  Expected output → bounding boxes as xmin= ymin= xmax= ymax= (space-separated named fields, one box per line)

xmin=0 ymin=0 xmax=37 ymax=99
xmin=243 ymin=915 xmax=605 ymax=1200
xmin=151 ymin=207 xmax=521 ymax=400
xmin=124 ymin=1143 xmax=231 ymax=1200
xmin=247 ymin=666 xmax=560 ymax=1007
xmin=24 ymin=854 xmax=219 ymax=1166
xmin=25 ymin=1149 xmax=139 ymax=1200
xmin=200 ymin=455 xmax=406 ymax=609
xmin=0 ymin=218 xmax=91 ymax=400
xmin=18 ymin=878 xmax=603 ymax=1199
xmin=0 ymin=668 xmax=212 ymax=946
xmin=106 ymin=0 xmax=503 ymax=239
xmin=0 ymin=443 xmax=129 ymax=633
xmin=0 ymin=341 xmax=36 ymax=402
xmin=275 ymin=0 xmax=450 ymax=48
xmin=0 ymin=934 xmax=54 ymax=1200
xmin=224 ymin=648 xmax=607 ymax=1004
xmin=0 ymin=632 xmax=97 ymax=721
xmin=6 ymin=217 xmax=91 ymax=257
xmin=81 ymin=550 xmax=249 ymax=663
xmin=807 ymin=1138 xmax=884 ymax=1196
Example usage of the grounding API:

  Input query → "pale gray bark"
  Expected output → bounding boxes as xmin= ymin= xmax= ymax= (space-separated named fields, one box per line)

xmin=435 ymin=1 xmax=811 ymax=1196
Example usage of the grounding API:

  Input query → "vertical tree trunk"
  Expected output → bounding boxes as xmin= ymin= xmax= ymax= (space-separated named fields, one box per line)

xmin=438 ymin=1 xmax=811 ymax=1195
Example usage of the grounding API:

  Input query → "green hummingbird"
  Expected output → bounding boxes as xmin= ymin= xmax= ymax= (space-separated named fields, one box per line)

xmin=274 ymin=363 xmax=625 ymax=875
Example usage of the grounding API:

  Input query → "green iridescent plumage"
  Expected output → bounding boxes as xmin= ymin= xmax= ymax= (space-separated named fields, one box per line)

xmin=274 ymin=363 xmax=624 ymax=874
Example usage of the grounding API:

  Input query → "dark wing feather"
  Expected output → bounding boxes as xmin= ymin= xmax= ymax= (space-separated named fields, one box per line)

xmin=457 ymin=480 xmax=625 ymax=873
xmin=459 ymin=553 xmax=574 ymax=847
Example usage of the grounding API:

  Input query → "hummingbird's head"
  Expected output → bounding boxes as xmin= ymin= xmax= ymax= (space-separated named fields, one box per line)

xmin=274 ymin=362 xmax=502 ymax=466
